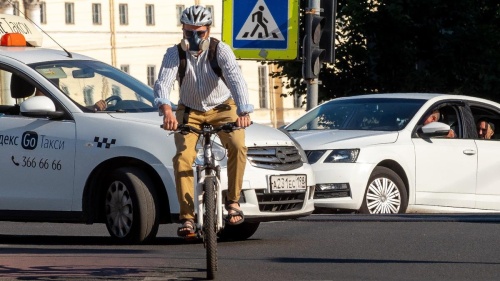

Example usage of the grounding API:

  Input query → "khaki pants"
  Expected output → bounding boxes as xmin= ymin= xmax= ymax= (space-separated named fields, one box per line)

xmin=173 ymin=99 xmax=247 ymax=221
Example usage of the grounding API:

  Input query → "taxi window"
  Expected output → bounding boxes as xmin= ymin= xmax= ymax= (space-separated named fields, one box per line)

xmin=31 ymin=60 xmax=156 ymax=113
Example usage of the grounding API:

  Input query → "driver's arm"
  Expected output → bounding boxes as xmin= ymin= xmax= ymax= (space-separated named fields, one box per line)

xmin=86 ymin=100 xmax=106 ymax=111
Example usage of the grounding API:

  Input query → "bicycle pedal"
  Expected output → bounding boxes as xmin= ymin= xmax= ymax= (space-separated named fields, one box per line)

xmin=183 ymin=232 xmax=200 ymax=241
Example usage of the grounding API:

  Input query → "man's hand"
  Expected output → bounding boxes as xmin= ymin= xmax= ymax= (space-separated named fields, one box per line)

xmin=161 ymin=104 xmax=178 ymax=131
xmin=236 ymin=113 xmax=251 ymax=128
xmin=94 ymin=100 xmax=107 ymax=111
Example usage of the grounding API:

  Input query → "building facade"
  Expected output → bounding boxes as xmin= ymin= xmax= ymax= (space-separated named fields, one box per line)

xmin=0 ymin=0 xmax=306 ymax=126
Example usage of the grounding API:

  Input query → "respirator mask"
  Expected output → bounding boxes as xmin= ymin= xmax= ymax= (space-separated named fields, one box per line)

xmin=181 ymin=28 xmax=209 ymax=55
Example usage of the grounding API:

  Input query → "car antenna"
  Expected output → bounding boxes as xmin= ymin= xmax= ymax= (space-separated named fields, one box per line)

xmin=8 ymin=0 xmax=73 ymax=58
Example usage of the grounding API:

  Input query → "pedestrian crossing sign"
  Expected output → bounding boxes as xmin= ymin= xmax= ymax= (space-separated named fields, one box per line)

xmin=222 ymin=0 xmax=299 ymax=60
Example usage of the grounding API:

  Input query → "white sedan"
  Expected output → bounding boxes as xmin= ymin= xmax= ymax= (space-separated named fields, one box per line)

xmin=284 ymin=93 xmax=500 ymax=214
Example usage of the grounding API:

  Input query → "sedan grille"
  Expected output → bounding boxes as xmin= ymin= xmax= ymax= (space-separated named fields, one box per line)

xmin=247 ymin=146 xmax=303 ymax=171
xmin=255 ymin=190 xmax=305 ymax=212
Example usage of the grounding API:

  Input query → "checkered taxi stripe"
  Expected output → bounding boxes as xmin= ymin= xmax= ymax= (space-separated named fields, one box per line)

xmin=94 ymin=137 xmax=116 ymax=149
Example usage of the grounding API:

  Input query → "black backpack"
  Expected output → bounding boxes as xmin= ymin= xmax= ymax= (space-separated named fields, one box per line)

xmin=176 ymin=37 xmax=226 ymax=87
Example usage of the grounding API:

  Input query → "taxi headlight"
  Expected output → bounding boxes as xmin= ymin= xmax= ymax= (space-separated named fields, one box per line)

xmin=324 ymin=149 xmax=360 ymax=163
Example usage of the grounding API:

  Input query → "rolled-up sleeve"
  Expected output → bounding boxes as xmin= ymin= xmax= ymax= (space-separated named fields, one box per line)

xmin=154 ymin=45 xmax=180 ymax=111
xmin=217 ymin=42 xmax=254 ymax=114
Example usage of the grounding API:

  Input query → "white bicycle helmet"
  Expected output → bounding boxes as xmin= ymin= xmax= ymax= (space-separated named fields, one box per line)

xmin=180 ymin=5 xmax=213 ymax=26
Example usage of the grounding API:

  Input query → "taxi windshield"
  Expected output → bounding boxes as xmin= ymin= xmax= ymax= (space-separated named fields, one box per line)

xmin=29 ymin=60 xmax=156 ymax=112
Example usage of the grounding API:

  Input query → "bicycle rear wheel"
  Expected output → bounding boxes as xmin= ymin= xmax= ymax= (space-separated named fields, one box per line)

xmin=203 ymin=176 xmax=217 ymax=280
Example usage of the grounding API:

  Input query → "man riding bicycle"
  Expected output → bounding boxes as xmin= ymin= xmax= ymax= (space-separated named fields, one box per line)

xmin=154 ymin=5 xmax=253 ymax=238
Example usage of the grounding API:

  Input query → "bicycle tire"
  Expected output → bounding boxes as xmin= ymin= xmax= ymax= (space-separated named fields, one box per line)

xmin=203 ymin=176 xmax=217 ymax=280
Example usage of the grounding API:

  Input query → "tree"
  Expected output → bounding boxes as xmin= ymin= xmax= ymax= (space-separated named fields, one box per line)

xmin=270 ymin=0 xmax=500 ymax=104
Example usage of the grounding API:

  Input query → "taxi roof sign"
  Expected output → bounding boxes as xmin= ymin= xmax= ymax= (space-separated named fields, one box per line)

xmin=0 ymin=14 xmax=43 ymax=47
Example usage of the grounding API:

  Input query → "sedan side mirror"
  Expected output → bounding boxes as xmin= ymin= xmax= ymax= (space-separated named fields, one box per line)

xmin=418 ymin=121 xmax=451 ymax=138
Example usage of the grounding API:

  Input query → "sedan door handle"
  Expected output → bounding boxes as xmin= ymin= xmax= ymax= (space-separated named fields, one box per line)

xmin=463 ymin=149 xmax=476 ymax=155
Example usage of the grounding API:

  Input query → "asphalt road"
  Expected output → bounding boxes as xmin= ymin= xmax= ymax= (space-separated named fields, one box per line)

xmin=0 ymin=214 xmax=500 ymax=280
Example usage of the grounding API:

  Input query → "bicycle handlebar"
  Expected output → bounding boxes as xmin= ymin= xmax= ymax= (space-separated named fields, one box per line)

xmin=162 ymin=122 xmax=252 ymax=135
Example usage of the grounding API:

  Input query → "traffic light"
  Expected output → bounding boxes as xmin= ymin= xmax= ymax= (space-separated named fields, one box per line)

xmin=303 ymin=9 xmax=325 ymax=80
xmin=320 ymin=0 xmax=337 ymax=63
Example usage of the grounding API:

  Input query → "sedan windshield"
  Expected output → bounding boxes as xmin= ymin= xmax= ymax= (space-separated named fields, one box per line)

xmin=30 ymin=60 xmax=156 ymax=112
xmin=286 ymin=98 xmax=426 ymax=131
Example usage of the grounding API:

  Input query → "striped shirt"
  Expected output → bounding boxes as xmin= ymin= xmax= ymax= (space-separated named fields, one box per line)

xmin=153 ymin=39 xmax=253 ymax=115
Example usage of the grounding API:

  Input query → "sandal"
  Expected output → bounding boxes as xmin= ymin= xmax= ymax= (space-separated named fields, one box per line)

xmin=177 ymin=219 xmax=196 ymax=237
xmin=225 ymin=200 xmax=245 ymax=226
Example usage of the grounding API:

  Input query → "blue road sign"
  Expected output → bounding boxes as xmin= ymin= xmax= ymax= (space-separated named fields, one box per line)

xmin=223 ymin=0 xmax=299 ymax=60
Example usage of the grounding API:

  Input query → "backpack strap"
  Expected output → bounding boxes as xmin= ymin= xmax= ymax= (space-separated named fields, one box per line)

xmin=208 ymin=38 xmax=227 ymax=85
xmin=177 ymin=43 xmax=187 ymax=87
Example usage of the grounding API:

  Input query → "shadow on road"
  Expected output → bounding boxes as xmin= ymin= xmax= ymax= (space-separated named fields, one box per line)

xmin=302 ymin=213 xmax=500 ymax=223
xmin=0 ymin=234 xmax=197 ymax=246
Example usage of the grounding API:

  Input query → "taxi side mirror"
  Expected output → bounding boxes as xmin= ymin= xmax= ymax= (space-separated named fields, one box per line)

xmin=20 ymin=96 xmax=64 ymax=119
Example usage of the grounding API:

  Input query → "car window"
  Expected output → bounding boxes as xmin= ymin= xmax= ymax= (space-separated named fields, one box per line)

xmin=415 ymin=104 xmax=466 ymax=139
xmin=30 ymin=60 xmax=156 ymax=113
xmin=0 ymin=70 xmax=35 ymax=116
xmin=470 ymin=105 xmax=500 ymax=140
xmin=285 ymin=98 xmax=426 ymax=131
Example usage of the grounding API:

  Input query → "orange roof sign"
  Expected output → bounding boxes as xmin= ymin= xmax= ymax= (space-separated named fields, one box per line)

xmin=0 ymin=14 xmax=43 ymax=46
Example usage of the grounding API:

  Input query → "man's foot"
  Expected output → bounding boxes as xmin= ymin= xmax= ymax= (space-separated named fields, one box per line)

xmin=225 ymin=201 xmax=245 ymax=226
xmin=177 ymin=219 xmax=196 ymax=237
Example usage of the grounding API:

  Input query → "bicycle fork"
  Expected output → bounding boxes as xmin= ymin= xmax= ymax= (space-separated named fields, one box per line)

xmin=195 ymin=165 xmax=224 ymax=235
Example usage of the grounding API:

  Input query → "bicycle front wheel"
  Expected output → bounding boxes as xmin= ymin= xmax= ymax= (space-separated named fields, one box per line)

xmin=203 ymin=176 xmax=217 ymax=280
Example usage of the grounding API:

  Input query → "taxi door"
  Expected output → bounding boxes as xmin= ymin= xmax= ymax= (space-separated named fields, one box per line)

xmin=0 ymin=115 xmax=76 ymax=211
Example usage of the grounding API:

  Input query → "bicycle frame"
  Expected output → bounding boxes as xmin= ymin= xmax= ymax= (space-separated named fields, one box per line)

xmin=194 ymin=124 xmax=225 ymax=233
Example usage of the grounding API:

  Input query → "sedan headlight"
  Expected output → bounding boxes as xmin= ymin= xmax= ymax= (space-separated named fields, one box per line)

xmin=324 ymin=149 xmax=360 ymax=163
xmin=305 ymin=150 xmax=326 ymax=164
xmin=195 ymin=141 xmax=227 ymax=166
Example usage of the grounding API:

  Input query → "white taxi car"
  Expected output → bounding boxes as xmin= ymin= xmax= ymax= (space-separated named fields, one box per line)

xmin=285 ymin=93 xmax=500 ymax=214
xmin=0 ymin=15 xmax=314 ymax=243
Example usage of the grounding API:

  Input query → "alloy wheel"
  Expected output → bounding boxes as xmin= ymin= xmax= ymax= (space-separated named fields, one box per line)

xmin=105 ymin=181 xmax=134 ymax=238
xmin=366 ymin=177 xmax=401 ymax=214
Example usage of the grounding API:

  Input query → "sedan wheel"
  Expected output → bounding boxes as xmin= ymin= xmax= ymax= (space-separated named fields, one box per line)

xmin=360 ymin=167 xmax=408 ymax=214
xmin=104 ymin=167 xmax=159 ymax=244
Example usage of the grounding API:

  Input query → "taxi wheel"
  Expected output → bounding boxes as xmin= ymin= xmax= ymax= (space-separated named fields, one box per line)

xmin=218 ymin=222 xmax=260 ymax=241
xmin=104 ymin=167 xmax=159 ymax=244
xmin=359 ymin=167 xmax=408 ymax=214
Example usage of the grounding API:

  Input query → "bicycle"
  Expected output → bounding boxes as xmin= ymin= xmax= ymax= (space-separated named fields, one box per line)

xmin=169 ymin=121 xmax=243 ymax=280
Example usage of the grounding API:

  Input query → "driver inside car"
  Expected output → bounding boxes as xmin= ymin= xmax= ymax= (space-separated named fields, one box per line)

xmin=34 ymin=88 xmax=107 ymax=111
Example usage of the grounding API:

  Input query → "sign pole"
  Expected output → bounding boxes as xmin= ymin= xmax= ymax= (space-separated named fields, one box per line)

xmin=305 ymin=0 xmax=320 ymax=111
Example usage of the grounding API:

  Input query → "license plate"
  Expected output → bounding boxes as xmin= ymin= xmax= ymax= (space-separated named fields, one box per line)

xmin=269 ymin=175 xmax=307 ymax=193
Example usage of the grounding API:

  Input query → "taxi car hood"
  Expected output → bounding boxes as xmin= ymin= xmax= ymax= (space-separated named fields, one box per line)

xmin=288 ymin=130 xmax=399 ymax=149
xmin=109 ymin=112 xmax=296 ymax=146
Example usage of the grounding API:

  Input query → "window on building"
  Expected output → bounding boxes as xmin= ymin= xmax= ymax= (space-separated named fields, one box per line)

xmin=83 ymin=86 xmax=94 ymax=106
xmin=65 ymin=2 xmax=75 ymax=24
xmin=206 ymin=5 xmax=214 ymax=26
xmin=120 ymin=65 xmax=129 ymax=74
xmin=112 ymin=85 xmax=122 ymax=97
xmin=176 ymin=5 xmax=185 ymax=26
xmin=147 ymin=65 xmax=156 ymax=87
xmin=293 ymin=93 xmax=304 ymax=108
xmin=258 ymin=66 xmax=268 ymax=109
xmin=40 ymin=2 xmax=47 ymax=24
xmin=146 ymin=4 xmax=155 ymax=26
xmin=12 ymin=1 xmax=19 ymax=16
xmin=92 ymin=3 xmax=102 ymax=25
xmin=119 ymin=4 xmax=128 ymax=25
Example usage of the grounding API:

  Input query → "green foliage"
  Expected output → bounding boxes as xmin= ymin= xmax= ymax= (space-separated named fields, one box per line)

xmin=269 ymin=0 xmax=500 ymax=104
